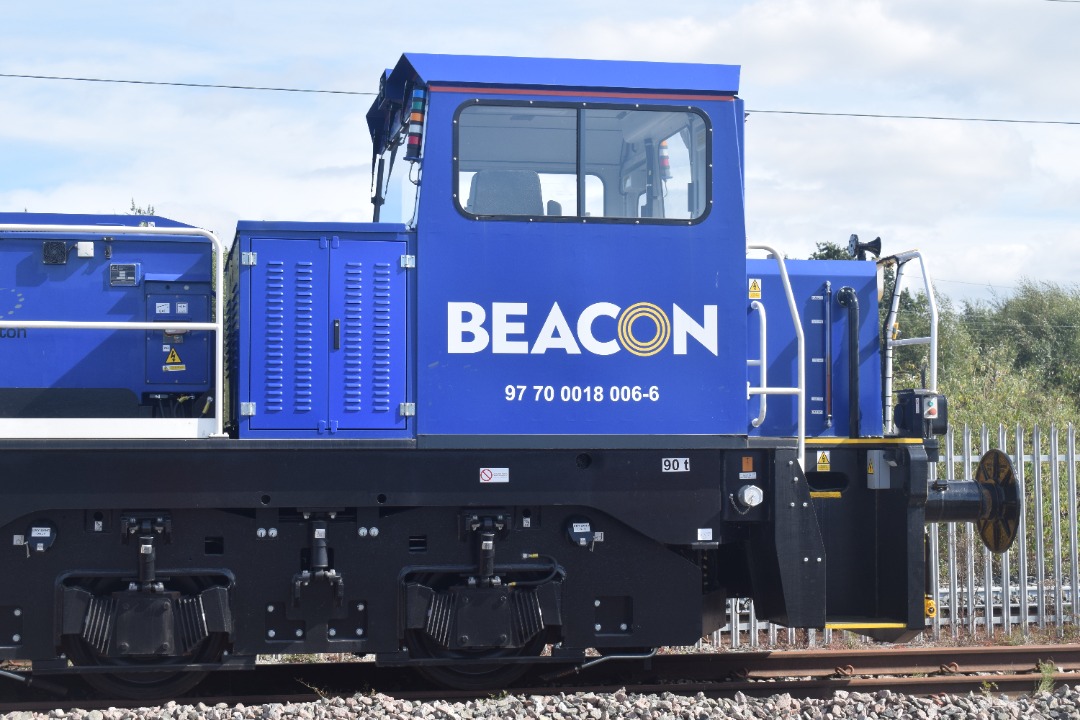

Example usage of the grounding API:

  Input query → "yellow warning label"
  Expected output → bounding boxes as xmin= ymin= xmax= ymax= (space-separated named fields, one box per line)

xmin=867 ymin=460 xmax=875 ymax=475
xmin=816 ymin=450 xmax=830 ymax=471
xmin=165 ymin=348 xmax=182 ymax=364
xmin=748 ymin=278 xmax=762 ymax=300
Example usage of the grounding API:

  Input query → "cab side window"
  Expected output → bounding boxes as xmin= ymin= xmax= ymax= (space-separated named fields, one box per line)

xmin=455 ymin=103 xmax=709 ymax=222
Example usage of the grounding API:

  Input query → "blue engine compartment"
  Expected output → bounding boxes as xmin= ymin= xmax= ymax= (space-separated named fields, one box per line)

xmin=227 ymin=221 xmax=412 ymax=438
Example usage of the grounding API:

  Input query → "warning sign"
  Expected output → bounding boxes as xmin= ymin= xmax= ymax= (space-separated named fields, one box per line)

xmin=480 ymin=467 xmax=510 ymax=484
xmin=163 ymin=347 xmax=186 ymax=372
xmin=867 ymin=460 xmax=875 ymax=475
xmin=816 ymin=450 xmax=831 ymax=472
xmin=748 ymin=278 xmax=762 ymax=300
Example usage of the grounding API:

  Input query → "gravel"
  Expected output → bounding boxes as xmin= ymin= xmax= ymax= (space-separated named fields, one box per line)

xmin=5 ymin=685 xmax=1080 ymax=720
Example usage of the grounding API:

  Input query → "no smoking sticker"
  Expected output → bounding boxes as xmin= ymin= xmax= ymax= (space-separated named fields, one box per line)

xmin=480 ymin=467 xmax=510 ymax=484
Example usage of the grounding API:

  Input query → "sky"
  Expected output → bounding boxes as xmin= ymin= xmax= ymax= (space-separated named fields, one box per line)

xmin=1 ymin=0 xmax=1077 ymax=306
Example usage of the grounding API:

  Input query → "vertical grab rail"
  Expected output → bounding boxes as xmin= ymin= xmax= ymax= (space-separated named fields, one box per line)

xmin=0 ymin=223 xmax=225 ymax=439
xmin=746 ymin=244 xmax=805 ymax=466
xmin=748 ymin=300 xmax=767 ymax=428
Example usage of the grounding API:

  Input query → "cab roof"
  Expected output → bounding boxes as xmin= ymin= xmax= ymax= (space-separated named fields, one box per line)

xmin=367 ymin=52 xmax=740 ymax=154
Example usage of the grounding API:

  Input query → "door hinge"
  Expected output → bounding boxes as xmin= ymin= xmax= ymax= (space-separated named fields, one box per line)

xmin=240 ymin=402 xmax=256 ymax=416
xmin=399 ymin=402 xmax=416 ymax=417
xmin=241 ymin=252 xmax=258 ymax=266
xmin=400 ymin=254 xmax=416 ymax=269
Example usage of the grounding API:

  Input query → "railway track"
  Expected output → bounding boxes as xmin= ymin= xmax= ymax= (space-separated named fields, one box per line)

xmin=1 ymin=644 xmax=1077 ymax=711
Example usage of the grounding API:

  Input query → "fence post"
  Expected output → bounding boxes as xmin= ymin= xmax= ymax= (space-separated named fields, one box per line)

xmin=1069 ymin=424 xmax=1079 ymax=628
xmin=1017 ymin=423 xmax=1029 ymax=636
xmin=1000 ymin=423 xmax=1012 ymax=638
xmin=964 ymin=424 xmax=977 ymax=636
xmin=947 ymin=426 xmax=959 ymax=639
xmin=1034 ymin=424 xmax=1046 ymax=630
xmin=1052 ymin=425 xmax=1064 ymax=635
xmin=748 ymin=599 xmax=759 ymax=648
xmin=982 ymin=424 xmax=994 ymax=638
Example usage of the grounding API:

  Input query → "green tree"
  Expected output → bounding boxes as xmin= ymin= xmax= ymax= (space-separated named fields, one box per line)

xmin=985 ymin=280 xmax=1080 ymax=402
xmin=807 ymin=240 xmax=850 ymax=261
xmin=127 ymin=199 xmax=155 ymax=215
xmin=931 ymin=282 xmax=1080 ymax=429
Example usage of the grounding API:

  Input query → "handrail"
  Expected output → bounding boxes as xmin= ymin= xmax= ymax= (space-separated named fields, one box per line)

xmin=0 ymin=223 xmax=225 ymax=439
xmin=881 ymin=249 xmax=939 ymax=434
xmin=747 ymin=300 xmax=767 ymax=428
xmin=746 ymin=244 xmax=805 ymax=465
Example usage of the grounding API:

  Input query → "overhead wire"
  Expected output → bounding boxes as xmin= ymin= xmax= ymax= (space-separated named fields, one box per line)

xmin=1 ymin=71 xmax=1078 ymax=126
xmin=747 ymin=109 xmax=1080 ymax=126
xmin=0 ymin=72 xmax=374 ymax=95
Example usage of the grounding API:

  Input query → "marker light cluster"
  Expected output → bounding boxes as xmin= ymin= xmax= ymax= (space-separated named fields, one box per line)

xmin=405 ymin=88 xmax=426 ymax=162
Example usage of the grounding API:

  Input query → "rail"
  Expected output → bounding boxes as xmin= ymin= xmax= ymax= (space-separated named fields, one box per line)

xmin=0 ymin=223 xmax=225 ymax=439
xmin=746 ymin=244 xmax=805 ymax=463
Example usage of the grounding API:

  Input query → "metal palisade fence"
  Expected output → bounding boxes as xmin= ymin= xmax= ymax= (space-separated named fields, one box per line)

xmin=929 ymin=423 xmax=1079 ymax=640
xmin=713 ymin=423 xmax=1080 ymax=648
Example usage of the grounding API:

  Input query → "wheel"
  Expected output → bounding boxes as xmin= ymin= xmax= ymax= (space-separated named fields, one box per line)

xmin=406 ymin=625 xmax=546 ymax=690
xmin=63 ymin=633 xmax=226 ymax=700
xmin=404 ymin=573 xmax=548 ymax=690
xmin=62 ymin=577 xmax=227 ymax=700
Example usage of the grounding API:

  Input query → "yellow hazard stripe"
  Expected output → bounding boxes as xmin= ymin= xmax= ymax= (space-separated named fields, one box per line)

xmin=807 ymin=438 xmax=923 ymax=446
xmin=810 ymin=491 xmax=842 ymax=499
xmin=825 ymin=622 xmax=908 ymax=630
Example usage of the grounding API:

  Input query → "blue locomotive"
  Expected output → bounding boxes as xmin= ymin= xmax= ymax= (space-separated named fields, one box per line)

xmin=0 ymin=53 xmax=1017 ymax=698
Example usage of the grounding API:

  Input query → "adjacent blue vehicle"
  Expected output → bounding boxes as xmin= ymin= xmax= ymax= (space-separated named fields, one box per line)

xmin=0 ymin=214 xmax=212 ymax=420
xmin=0 ymin=54 xmax=1017 ymax=699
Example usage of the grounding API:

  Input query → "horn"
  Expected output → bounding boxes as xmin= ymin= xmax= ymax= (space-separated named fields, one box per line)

xmin=847 ymin=234 xmax=882 ymax=260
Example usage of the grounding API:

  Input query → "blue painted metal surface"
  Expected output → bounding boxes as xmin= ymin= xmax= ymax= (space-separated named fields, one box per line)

xmin=230 ymin=221 xmax=412 ymax=439
xmin=746 ymin=259 xmax=883 ymax=438
xmin=0 ymin=213 xmax=212 ymax=417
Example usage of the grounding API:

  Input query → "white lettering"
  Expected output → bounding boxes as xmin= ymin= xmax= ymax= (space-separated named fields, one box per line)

xmin=577 ymin=302 xmax=620 ymax=356
xmin=492 ymin=302 xmax=529 ymax=354
xmin=447 ymin=302 xmax=489 ymax=353
xmin=447 ymin=301 xmax=720 ymax=356
xmin=531 ymin=302 xmax=582 ymax=354
xmin=673 ymin=305 xmax=718 ymax=355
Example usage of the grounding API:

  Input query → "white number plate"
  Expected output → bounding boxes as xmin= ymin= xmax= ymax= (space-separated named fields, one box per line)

xmin=662 ymin=458 xmax=690 ymax=472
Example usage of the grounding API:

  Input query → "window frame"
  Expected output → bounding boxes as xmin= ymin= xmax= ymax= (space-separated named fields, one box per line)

xmin=452 ymin=99 xmax=712 ymax=225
